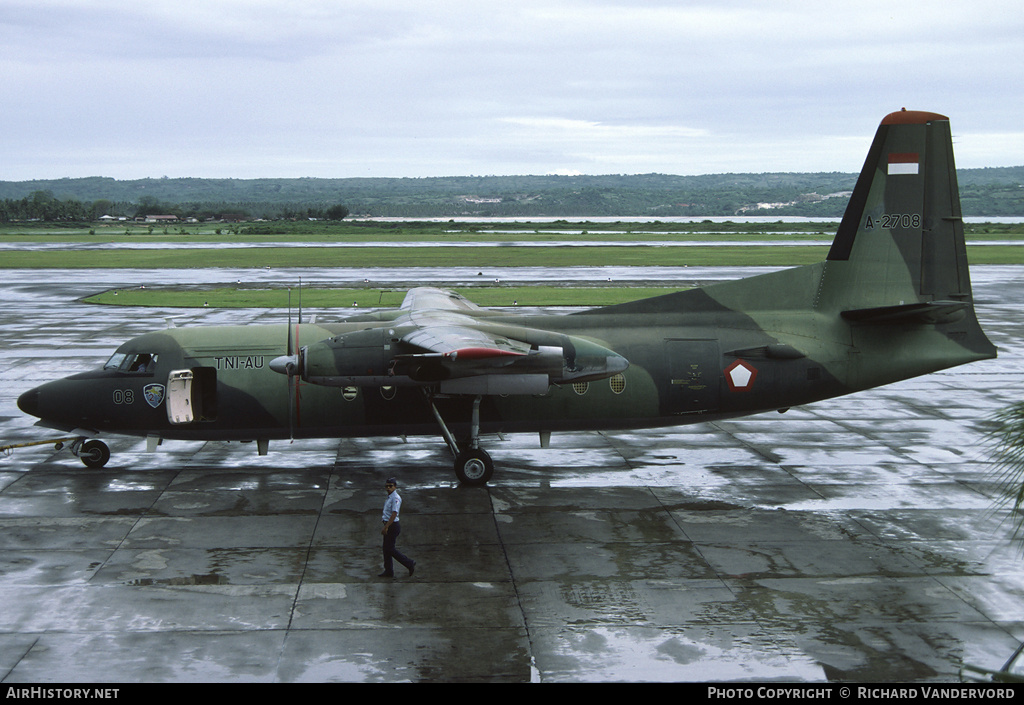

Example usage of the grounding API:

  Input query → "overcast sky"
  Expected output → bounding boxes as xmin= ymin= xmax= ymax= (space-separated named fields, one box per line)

xmin=2 ymin=0 xmax=1022 ymax=181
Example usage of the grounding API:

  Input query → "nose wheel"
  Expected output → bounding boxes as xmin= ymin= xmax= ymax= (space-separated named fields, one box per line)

xmin=74 ymin=439 xmax=110 ymax=468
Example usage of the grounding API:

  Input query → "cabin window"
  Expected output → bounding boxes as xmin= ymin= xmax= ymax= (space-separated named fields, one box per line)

xmin=104 ymin=352 xmax=159 ymax=374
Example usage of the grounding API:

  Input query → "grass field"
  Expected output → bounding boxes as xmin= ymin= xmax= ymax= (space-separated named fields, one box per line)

xmin=3 ymin=218 xmax=1023 ymax=242
xmin=3 ymin=220 xmax=1021 ymax=307
xmin=0 ymin=244 xmax=842 ymax=269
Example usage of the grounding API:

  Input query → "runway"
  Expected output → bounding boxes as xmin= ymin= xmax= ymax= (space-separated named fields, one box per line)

xmin=1 ymin=266 xmax=1023 ymax=682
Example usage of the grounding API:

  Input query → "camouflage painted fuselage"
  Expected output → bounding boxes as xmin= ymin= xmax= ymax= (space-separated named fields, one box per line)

xmin=17 ymin=111 xmax=997 ymax=460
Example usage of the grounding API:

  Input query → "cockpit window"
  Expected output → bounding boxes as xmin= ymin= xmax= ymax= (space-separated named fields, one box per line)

xmin=104 ymin=353 xmax=159 ymax=373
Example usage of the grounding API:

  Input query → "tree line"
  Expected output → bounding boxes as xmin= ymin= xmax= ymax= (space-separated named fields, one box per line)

xmin=0 ymin=190 xmax=350 ymax=223
xmin=2 ymin=167 xmax=1021 ymax=221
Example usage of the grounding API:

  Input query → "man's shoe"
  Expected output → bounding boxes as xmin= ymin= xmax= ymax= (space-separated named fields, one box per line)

xmin=378 ymin=571 xmax=394 ymax=578
xmin=408 ymin=561 xmax=416 ymax=577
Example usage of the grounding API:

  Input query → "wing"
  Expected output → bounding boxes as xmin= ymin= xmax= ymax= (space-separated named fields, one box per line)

xmin=398 ymin=287 xmax=532 ymax=360
xmin=399 ymin=287 xmax=485 ymax=315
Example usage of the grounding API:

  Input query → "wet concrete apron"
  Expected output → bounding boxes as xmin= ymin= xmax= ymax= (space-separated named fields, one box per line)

xmin=0 ymin=267 xmax=1022 ymax=682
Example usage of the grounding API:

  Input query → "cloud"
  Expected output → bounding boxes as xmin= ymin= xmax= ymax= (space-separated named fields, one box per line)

xmin=1 ymin=1 xmax=1022 ymax=179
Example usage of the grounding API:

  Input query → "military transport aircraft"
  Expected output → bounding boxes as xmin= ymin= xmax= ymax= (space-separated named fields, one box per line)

xmin=15 ymin=110 xmax=997 ymax=485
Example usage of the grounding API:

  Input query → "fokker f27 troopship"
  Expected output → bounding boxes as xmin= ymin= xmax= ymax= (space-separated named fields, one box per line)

xmin=16 ymin=110 xmax=997 ymax=484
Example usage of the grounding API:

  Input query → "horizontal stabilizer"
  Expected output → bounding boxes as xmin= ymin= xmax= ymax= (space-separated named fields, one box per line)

xmin=840 ymin=300 xmax=967 ymax=325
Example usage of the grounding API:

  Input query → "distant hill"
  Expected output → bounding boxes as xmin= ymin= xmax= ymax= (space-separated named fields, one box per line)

xmin=1 ymin=168 xmax=1022 ymax=218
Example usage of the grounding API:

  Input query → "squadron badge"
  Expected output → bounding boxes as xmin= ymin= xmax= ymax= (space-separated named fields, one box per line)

xmin=143 ymin=384 xmax=166 ymax=409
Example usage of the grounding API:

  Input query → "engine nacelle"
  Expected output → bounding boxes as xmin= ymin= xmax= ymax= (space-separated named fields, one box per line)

xmin=302 ymin=328 xmax=401 ymax=387
xmin=272 ymin=326 xmax=630 ymax=393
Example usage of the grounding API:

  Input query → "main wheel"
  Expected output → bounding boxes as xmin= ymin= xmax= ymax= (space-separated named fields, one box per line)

xmin=454 ymin=448 xmax=494 ymax=486
xmin=80 ymin=439 xmax=110 ymax=468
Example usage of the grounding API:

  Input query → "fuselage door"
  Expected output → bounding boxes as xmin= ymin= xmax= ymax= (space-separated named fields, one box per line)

xmin=666 ymin=339 xmax=721 ymax=415
xmin=167 ymin=369 xmax=195 ymax=424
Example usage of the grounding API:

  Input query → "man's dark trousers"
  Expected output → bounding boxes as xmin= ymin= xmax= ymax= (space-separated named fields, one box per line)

xmin=382 ymin=522 xmax=414 ymax=575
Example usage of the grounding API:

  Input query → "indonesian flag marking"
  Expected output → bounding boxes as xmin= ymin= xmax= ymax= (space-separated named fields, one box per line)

xmin=887 ymin=152 xmax=919 ymax=175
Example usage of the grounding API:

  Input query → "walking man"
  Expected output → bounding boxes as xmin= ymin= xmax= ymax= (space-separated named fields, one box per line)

xmin=379 ymin=477 xmax=415 ymax=578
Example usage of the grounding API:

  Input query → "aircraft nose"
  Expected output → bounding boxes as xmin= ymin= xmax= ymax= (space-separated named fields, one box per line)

xmin=17 ymin=387 xmax=40 ymax=418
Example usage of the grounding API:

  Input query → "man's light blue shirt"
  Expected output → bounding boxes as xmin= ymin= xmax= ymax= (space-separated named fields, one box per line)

xmin=382 ymin=491 xmax=402 ymax=522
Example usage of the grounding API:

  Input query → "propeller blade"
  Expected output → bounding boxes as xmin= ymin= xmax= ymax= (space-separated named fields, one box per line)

xmin=287 ymin=288 xmax=293 ymax=357
xmin=285 ymin=286 xmax=297 ymax=441
xmin=288 ymin=371 xmax=296 ymax=442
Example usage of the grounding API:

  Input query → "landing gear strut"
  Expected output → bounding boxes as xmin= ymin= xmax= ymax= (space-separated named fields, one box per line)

xmin=429 ymin=394 xmax=494 ymax=486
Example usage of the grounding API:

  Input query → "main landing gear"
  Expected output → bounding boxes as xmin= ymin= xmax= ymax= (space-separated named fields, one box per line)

xmin=429 ymin=394 xmax=494 ymax=486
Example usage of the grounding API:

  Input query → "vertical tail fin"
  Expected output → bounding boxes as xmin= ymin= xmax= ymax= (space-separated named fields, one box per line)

xmin=818 ymin=109 xmax=995 ymax=355
xmin=822 ymin=110 xmax=969 ymax=310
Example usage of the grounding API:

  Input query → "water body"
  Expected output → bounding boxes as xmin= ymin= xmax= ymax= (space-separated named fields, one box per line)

xmin=0 ymin=239 xmax=837 ymax=252
xmin=363 ymin=215 xmax=1024 ymax=224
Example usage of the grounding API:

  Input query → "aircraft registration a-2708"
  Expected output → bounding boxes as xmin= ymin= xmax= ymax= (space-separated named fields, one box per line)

xmin=15 ymin=110 xmax=997 ymax=485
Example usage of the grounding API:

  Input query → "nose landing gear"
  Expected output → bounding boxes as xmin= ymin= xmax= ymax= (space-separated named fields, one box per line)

xmin=0 ymin=435 xmax=110 ymax=468
xmin=71 ymin=438 xmax=111 ymax=468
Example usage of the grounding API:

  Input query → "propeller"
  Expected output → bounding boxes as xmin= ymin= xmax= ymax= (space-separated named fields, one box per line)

xmin=269 ymin=285 xmax=303 ymax=440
